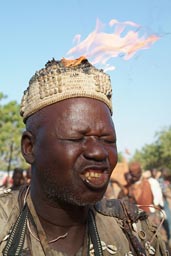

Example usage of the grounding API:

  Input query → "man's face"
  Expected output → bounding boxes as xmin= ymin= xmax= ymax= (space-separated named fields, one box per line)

xmin=129 ymin=170 xmax=142 ymax=183
xmin=28 ymin=98 xmax=117 ymax=206
xmin=13 ymin=172 xmax=23 ymax=186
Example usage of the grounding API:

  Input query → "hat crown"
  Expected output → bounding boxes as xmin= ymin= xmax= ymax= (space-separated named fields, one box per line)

xmin=20 ymin=57 xmax=112 ymax=122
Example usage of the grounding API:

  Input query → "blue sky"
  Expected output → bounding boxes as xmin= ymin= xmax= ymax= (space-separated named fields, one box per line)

xmin=0 ymin=0 xmax=170 ymax=157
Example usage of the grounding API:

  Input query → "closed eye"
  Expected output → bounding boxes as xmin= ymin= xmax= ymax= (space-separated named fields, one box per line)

xmin=57 ymin=137 xmax=84 ymax=142
xmin=100 ymin=137 xmax=116 ymax=144
xmin=66 ymin=137 xmax=84 ymax=142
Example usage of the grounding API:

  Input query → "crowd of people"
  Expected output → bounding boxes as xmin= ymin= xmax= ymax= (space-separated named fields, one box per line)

xmin=105 ymin=162 xmax=171 ymax=251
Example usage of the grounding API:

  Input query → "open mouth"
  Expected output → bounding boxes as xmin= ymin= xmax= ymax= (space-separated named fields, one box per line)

xmin=80 ymin=168 xmax=109 ymax=189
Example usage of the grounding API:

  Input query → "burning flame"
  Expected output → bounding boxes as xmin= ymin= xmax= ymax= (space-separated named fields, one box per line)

xmin=66 ymin=19 xmax=160 ymax=71
xmin=62 ymin=56 xmax=86 ymax=67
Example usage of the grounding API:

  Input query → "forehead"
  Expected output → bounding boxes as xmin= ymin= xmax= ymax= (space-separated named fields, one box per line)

xmin=38 ymin=98 xmax=114 ymax=133
xmin=13 ymin=172 xmax=22 ymax=177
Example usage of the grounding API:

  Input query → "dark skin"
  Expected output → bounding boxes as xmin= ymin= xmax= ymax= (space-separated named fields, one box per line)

xmin=129 ymin=169 xmax=142 ymax=183
xmin=21 ymin=98 xmax=118 ymax=255
xmin=11 ymin=172 xmax=24 ymax=190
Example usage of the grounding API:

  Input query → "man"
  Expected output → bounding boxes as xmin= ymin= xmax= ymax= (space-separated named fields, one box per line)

xmin=118 ymin=162 xmax=154 ymax=214
xmin=10 ymin=168 xmax=25 ymax=191
xmin=0 ymin=57 xmax=168 ymax=255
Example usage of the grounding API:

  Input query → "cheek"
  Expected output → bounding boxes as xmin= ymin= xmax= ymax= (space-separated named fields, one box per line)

xmin=50 ymin=142 xmax=81 ymax=168
xmin=109 ymin=146 xmax=118 ymax=170
xmin=35 ymin=139 xmax=81 ymax=175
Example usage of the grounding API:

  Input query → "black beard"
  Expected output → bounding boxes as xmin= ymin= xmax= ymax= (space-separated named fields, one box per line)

xmin=43 ymin=182 xmax=101 ymax=207
xmin=40 ymin=168 xmax=104 ymax=207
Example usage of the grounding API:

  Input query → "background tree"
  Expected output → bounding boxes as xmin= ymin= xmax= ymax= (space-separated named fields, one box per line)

xmin=117 ymin=152 xmax=124 ymax=162
xmin=132 ymin=126 xmax=171 ymax=172
xmin=0 ymin=92 xmax=27 ymax=172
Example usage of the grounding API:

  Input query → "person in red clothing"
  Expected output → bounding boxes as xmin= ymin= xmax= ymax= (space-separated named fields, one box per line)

xmin=118 ymin=162 xmax=154 ymax=213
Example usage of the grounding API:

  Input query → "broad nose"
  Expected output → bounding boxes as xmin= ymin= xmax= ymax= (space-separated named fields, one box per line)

xmin=83 ymin=137 xmax=108 ymax=161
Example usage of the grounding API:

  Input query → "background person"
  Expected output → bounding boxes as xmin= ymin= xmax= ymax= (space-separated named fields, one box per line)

xmin=10 ymin=167 xmax=25 ymax=191
xmin=118 ymin=162 xmax=154 ymax=213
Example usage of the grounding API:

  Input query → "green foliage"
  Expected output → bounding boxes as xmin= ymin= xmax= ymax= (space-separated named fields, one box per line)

xmin=132 ymin=126 xmax=171 ymax=172
xmin=117 ymin=152 xmax=124 ymax=162
xmin=0 ymin=93 xmax=27 ymax=171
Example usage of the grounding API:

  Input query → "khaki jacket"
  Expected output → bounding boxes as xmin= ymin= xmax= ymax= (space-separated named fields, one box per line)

xmin=0 ymin=188 xmax=168 ymax=256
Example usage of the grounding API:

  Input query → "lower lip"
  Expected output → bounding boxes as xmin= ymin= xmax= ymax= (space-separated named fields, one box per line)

xmin=80 ymin=171 xmax=109 ymax=189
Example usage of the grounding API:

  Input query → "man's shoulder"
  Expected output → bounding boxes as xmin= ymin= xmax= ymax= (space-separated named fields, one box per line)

xmin=0 ymin=189 xmax=21 ymax=251
xmin=0 ymin=188 xmax=19 ymax=220
xmin=0 ymin=187 xmax=18 ymax=199
xmin=94 ymin=197 xmax=147 ymax=222
xmin=94 ymin=198 xmax=168 ymax=255
xmin=0 ymin=187 xmax=12 ymax=196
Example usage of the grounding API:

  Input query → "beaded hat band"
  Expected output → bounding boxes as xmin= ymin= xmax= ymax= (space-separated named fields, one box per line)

xmin=20 ymin=57 xmax=113 ymax=122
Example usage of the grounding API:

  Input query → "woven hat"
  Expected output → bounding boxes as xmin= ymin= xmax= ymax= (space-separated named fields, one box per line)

xmin=20 ymin=56 xmax=113 ymax=122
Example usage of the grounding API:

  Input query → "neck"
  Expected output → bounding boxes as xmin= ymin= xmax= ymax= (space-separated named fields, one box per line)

xmin=30 ymin=183 xmax=89 ymax=254
xmin=30 ymin=183 xmax=89 ymax=227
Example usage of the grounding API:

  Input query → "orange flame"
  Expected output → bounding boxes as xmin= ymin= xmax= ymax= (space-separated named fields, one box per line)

xmin=66 ymin=19 xmax=160 ymax=71
xmin=62 ymin=56 xmax=86 ymax=67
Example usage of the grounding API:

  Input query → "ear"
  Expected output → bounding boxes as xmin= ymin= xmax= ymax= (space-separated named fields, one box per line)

xmin=21 ymin=131 xmax=35 ymax=164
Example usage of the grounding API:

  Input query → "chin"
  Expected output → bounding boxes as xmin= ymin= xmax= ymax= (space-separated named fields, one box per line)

xmin=43 ymin=182 xmax=105 ymax=207
xmin=69 ymin=193 xmax=104 ymax=206
xmin=47 ymin=191 xmax=103 ymax=207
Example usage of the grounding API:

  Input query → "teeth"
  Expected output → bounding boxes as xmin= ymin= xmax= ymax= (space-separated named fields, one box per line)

xmin=85 ymin=173 xmax=90 ymax=178
xmin=95 ymin=173 xmax=98 ymax=177
xmin=84 ymin=172 xmax=102 ymax=179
